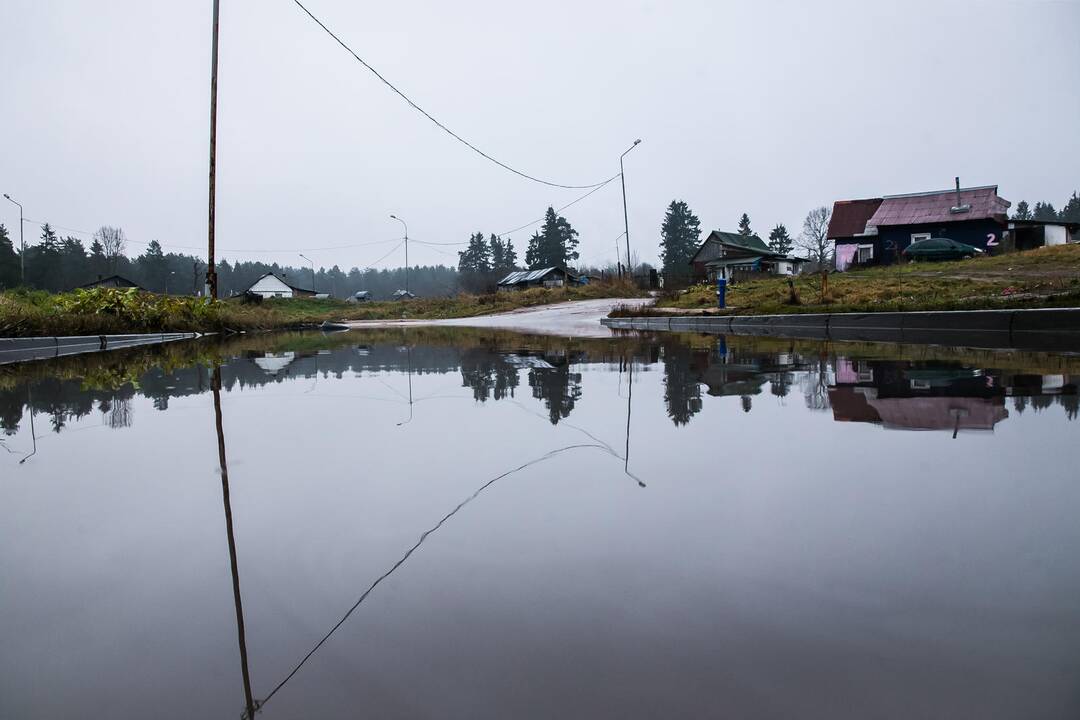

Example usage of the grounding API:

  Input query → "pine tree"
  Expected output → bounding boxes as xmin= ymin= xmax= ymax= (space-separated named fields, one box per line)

xmin=1033 ymin=201 xmax=1058 ymax=221
xmin=767 ymin=223 xmax=794 ymax=255
xmin=59 ymin=236 xmax=87 ymax=289
xmin=28 ymin=223 xmax=63 ymax=290
xmin=525 ymin=207 xmax=579 ymax=269
xmin=1012 ymin=200 xmax=1032 ymax=220
xmin=501 ymin=236 xmax=518 ymax=270
xmin=88 ymin=238 xmax=108 ymax=279
xmin=0 ymin=224 xmax=18 ymax=288
xmin=658 ymin=200 xmax=701 ymax=280
xmin=737 ymin=213 xmax=753 ymax=237
xmin=1059 ymin=192 xmax=1080 ymax=223
xmin=140 ymin=239 xmax=168 ymax=292
xmin=457 ymin=232 xmax=492 ymax=274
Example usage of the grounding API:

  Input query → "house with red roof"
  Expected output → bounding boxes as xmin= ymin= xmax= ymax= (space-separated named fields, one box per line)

xmin=829 ymin=180 xmax=1011 ymax=270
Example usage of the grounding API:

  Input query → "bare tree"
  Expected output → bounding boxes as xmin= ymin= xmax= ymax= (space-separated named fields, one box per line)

xmin=796 ymin=206 xmax=832 ymax=269
xmin=93 ymin=226 xmax=127 ymax=273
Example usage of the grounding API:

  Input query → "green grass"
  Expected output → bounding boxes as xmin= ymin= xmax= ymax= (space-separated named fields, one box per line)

xmin=0 ymin=279 xmax=646 ymax=338
xmin=653 ymin=244 xmax=1080 ymax=316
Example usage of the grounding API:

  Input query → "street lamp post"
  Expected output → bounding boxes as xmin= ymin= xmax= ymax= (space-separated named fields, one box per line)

xmin=390 ymin=214 xmax=408 ymax=294
xmin=165 ymin=270 xmax=176 ymax=295
xmin=619 ymin=139 xmax=641 ymax=279
xmin=299 ymin=253 xmax=316 ymax=293
xmin=3 ymin=193 xmax=25 ymax=284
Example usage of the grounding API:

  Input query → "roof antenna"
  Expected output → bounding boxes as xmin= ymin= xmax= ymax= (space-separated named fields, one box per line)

xmin=950 ymin=176 xmax=970 ymax=214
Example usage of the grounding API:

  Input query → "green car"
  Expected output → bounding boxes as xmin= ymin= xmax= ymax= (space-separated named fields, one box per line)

xmin=902 ymin=237 xmax=984 ymax=262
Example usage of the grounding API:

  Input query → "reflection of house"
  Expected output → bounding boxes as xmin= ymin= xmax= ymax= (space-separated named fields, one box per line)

xmin=497 ymin=267 xmax=576 ymax=290
xmin=244 ymin=273 xmax=316 ymax=299
xmin=690 ymin=231 xmax=805 ymax=282
xmin=829 ymin=358 xmax=1010 ymax=432
xmin=832 ymin=181 xmax=1011 ymax=270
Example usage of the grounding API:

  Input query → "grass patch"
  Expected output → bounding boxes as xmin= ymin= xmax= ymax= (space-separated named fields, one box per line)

xmin=0 ymin=278 xmax=646 ymax=338
xmin=652 ymin=244 xmax=1080 ymax=316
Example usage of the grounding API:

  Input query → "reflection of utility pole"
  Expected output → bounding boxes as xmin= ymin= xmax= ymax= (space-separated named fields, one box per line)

xmin=397 ymin=343 xmax=414 ymax=427
xmin=623 ymin=357 xmax=644 ymax=488
xmin=19 ymin=385 xmax=37 ymax=465
xmin=212 ymin=367 xmax=256 ymax=718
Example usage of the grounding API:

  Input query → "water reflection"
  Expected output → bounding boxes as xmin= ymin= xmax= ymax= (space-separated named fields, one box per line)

xmin=5 ymin=328 xmax=1080 ymax=718
xmin=2 ymin=331 xmax=1078 ymax=444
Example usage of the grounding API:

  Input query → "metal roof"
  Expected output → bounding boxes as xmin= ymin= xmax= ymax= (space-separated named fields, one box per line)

xmin=867 ymin=186 xmax=1010 ymax=227
xmin=497 ymin=267 xmax=569 ymax=285
xmin=827 ymin=198 xmax=883 ymax=239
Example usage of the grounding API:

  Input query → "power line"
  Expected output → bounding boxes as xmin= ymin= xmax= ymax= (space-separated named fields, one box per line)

xmin=496 ymin=175 xmax=620 ymax=238
xmin=291 ymin=0 xmax=619 ymax=190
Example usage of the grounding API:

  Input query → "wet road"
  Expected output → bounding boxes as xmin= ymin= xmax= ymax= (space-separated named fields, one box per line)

xmin=342 ymin=297 xmax=651 ymax=337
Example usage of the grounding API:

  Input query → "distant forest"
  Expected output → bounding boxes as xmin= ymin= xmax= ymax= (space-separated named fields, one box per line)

xmin=0 ymin=222 xmax=459 ymax=298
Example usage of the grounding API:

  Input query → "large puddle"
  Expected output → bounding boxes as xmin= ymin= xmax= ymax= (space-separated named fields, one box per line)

xmin=2 ymin=328 xmax=1079 ymax=719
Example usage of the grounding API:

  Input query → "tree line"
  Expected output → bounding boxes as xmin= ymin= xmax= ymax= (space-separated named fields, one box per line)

xmin=1012 ymin=192 xmax=1080 ymax=223
xmin=0 ymin=222 xmax=458 ymax=297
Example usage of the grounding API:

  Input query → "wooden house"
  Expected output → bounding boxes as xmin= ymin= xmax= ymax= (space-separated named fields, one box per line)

xmin=689 ymin=231 xmax=805 ymax=282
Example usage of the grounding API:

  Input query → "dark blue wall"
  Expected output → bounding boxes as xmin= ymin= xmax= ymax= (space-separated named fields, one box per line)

xmin=837 ymin=219 xmax=1007 ymax=267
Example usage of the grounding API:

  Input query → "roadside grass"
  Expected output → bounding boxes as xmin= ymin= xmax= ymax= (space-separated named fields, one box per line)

xmin=0 ymin=278 xmax=646 ymax=337
xmin=653 ymin=244 xmax=1080 ymax=316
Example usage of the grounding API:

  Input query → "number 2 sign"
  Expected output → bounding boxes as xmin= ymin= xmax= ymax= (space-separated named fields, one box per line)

xmin=986 ymin=233 xmax=999 ymax=248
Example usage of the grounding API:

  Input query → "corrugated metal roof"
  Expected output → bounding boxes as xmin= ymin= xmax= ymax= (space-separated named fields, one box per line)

xmin=827 ymin=198 xmax=883 ymax=239
xmin=497 ymin=267 xmax=567 ymax=285
xmin=868 ymin=186 xmax=1010 ymax=227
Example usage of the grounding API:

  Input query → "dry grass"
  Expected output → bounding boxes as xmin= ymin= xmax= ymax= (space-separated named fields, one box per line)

xmin=0 ymin=278 xmax=647 ymax=338
xmin=656 ymin=244 xmax=1080 ymax=315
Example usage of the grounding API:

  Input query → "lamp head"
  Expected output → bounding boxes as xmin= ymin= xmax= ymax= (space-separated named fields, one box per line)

xmin=633 ymin=139 xmax=641 ymax=145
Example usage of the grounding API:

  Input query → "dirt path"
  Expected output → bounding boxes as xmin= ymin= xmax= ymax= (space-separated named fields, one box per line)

xmin=341 ymin=297 xmax=652 ymax=338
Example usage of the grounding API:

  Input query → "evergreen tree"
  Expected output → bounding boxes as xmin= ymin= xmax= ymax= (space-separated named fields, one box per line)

xmin=1059 ymin=192 xmax=1080 ymax=223
xmin=88 ymin=238 xmax=108 ymax=279
xmin=767 ymin=223 xmax=794 ymax=255
xmin=59 ymin=236 xmax=87 ymax=290
xmin=457 ymin=232 xmax=492 ymax=274
xmin=737 ymin=213 xmax=753 ymax=237
xmin=1033 ymin=201 xmax=1058 ymax=221
xmin=27 ymin=223 xmax=63 ymax=290
xmin=140 ymin=239 xmax=168 ymax=292
xmin=1012 ymin=200 xmax=1032 ymax=220
xmin=658 ymin=200 xmax=701 ymax=281
xmin=524 ymin=207 xmax=579 ymax=269
xmin=499 ymin=235 xmax=518 ymax=271
xmin=0 ymin=224 xmax=18 ymax=288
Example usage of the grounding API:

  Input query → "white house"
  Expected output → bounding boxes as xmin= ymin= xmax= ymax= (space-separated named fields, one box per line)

xmin=244 ymin=273 xmax=316 ymax=299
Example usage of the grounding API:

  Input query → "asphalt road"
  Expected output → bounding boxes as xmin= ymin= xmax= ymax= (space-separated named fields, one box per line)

xmin=342 ymin=297 xmax=651 ymax=338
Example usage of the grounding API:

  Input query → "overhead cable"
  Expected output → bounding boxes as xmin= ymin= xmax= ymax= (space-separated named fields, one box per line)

xmin=292 ymin=0 xmax=618 ymax=190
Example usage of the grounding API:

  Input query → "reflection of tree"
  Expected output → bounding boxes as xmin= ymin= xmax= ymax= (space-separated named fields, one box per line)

xmin=459 ymin=349 xmax=519 ymax=403
xmin=740 ymin=395 xmax=753 ymax=413
xmin=528 ymin=362 xmax=582 ymax=425
xmin=1014 ymin=395 xmax=1028 ymax=414
xmin=1031 ymin=394 xmax=1054 ymax=412
xmin=1061 ymin=394 xmax=1079 ymax=421
xmin=662 ymin=343 xmax=702 ymax=426
xmin=801 ymin=356 xmax=832 ymax=411
xmin=108 ymin=397 xmax=132 ymax=429
xmin=770 ymin=372 xmax=792 ymax=398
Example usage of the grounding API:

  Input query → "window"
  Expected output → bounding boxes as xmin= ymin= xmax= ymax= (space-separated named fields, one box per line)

xmin=856 ymin=244 xmax=874 ymax=263
xmin=911 ymin=233 xmax=931 ymax=243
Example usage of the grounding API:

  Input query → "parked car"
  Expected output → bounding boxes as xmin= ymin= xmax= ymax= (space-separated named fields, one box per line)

xmin=903 ymin=237 xmax=983 ymax=262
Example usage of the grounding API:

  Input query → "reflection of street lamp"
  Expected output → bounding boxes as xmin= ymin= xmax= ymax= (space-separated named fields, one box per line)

xmin=299 ymin=253 xmax=316 ymax=293
xmin=3 ymin=193 xmax=25 ymax=284
xmin=389 ymin=214 xmax=408 ymax=294
xmin=619 ymin=139 xmax=641 ymax=278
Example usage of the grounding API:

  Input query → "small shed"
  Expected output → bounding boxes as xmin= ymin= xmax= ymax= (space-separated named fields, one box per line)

xmin=78 ymin=275 xmax=145 ymax=291
xmin=346 ymin=290 xmax=372 ymax=303
xmin=497 ymin=267 xmax=576 ymax=290
xmin=391 ymin=289 xmax=416 ymax=300
xmin=244 ymin=272 xmax=316 ymax=299
xmin=1008 ymin=220 xmax=1080 ymax=251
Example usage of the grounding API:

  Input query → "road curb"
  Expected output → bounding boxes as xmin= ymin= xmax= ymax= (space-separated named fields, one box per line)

xmin=0 ymin=332 xmax=201 ymax=365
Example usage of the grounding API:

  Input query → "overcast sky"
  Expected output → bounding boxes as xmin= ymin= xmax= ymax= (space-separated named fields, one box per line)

xmin=2 ymin=0 xmax=1078 ymax=271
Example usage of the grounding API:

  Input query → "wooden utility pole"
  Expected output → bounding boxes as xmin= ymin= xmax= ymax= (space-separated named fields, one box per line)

xmin=206 ymin=0 xmax=221 ymax=298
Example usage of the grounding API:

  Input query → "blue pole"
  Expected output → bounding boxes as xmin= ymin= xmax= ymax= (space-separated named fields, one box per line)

xmin=716 ymin=277 xmax=727 ymax=309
